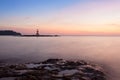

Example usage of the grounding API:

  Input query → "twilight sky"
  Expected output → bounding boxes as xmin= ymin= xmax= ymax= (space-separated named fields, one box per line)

xmin=0 ymin=0 xmax=120 ymax=35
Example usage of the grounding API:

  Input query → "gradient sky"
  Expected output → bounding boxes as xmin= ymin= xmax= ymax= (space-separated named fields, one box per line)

xmin=0 ymin=0 xmax=120 ymax=35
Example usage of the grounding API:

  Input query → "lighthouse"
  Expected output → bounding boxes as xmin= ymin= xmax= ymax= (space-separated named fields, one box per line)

xmin=36 ymin=29 xmax=39 ymax=36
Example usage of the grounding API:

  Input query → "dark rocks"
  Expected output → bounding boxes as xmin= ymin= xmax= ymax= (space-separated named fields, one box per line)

xmin=42 ymin=59 xmax=62 ymax=64
xmin=0 ymin=67 xmax=18 ymax=78
xmin=9 ymin=64 xmax=27 ymax=70
xmin=0 ymin=59 xmax=106 ymax=80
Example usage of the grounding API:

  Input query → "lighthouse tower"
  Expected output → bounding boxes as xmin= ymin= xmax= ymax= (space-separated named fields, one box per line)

xmin=36 ymin=29 xmax=39 ymax=36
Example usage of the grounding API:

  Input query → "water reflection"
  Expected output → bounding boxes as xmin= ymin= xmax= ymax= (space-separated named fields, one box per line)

xmin=0 ymin=36 xmax=120 ymax=80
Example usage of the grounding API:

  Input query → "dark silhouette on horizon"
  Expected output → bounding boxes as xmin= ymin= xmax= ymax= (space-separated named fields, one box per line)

xmin=23 ymin=29 xmax=59 ymax=37
xmin=0 ymin=30 xmax=21 ymax=36
xmin=0 ymin=30 xmax=59 ymax=37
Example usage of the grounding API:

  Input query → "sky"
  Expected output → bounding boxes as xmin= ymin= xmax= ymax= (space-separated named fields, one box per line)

xmin=0 ymin=0 xmax=120 ymax=35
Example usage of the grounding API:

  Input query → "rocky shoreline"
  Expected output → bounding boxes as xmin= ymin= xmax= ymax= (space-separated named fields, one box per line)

xmin=0 ymin=59 xmax=106 ymax=80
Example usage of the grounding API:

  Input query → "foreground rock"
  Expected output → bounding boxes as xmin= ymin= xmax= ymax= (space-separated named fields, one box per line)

xmin=0 ymin=59 xmax=106 ymax=80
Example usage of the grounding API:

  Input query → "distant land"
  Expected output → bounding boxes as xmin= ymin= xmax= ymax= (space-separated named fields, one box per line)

xmin=22 ymin=35 xmax=59 ymax=37
xmin=0 ymin=30 xmax=22 ymax=36
xmin=0 ymin=30 xmax=59 ymax=37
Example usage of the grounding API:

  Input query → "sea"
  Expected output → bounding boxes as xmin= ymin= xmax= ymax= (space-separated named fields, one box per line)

xmin=0 ymin=36 xmax=120 ymax=80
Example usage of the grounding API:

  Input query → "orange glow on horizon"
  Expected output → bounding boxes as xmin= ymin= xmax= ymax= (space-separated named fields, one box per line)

xmin=1 ymin=0 xmax=120 ymax=35
xmin=1 ymin=25 xmax=120 ymax=35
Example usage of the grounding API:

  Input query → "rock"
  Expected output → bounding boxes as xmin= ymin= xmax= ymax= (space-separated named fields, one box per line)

xmin=0 ymin=67 xmax=18 ymax=78
xmin=42 ymin=59 xmax=62 ymax=64
xmin=0 ymin=59 xmax=106 ymax=80
xmin=9 ymin=64 xmax=27 ymax=70
xmin=0 ymin=77 xmax=16 ymax=80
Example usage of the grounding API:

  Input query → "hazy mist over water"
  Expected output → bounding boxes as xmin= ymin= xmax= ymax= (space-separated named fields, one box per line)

xmin=0 ymin=36 xmax=120 ymax=80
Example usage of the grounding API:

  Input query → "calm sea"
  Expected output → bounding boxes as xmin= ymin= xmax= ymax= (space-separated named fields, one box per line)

xmin=0 ymin=36 xmax=120 ymax=80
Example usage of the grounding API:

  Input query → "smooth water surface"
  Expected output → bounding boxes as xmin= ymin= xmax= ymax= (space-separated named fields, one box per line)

xmin=0 ymin=36 xmax=120 ymax=80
